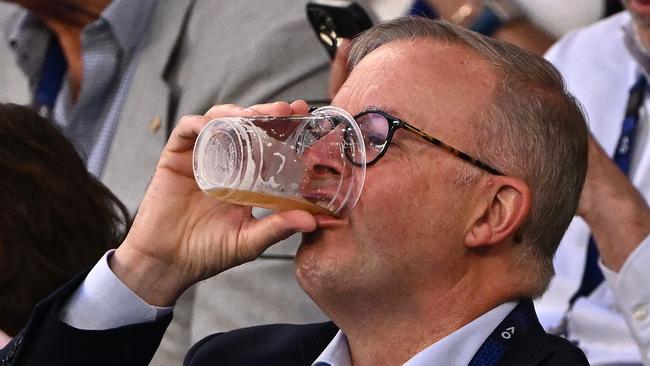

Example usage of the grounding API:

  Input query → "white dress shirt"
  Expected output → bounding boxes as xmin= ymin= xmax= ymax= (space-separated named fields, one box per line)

xmin=312 ymin=302 xmax=516 ymax=366
xmin=60 ymin=250 xmax=172 ymax=330
xmin=536 ymin=11 xmax=650 ymax=366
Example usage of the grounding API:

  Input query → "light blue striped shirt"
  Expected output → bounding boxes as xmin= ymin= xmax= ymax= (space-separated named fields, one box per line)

xmin=7 ymin=0 xmax=156 ymax=177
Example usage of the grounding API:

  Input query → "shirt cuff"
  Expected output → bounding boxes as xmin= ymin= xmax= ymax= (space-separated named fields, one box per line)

xmin=600 ymin=233 xmax=650 ymax=361
xmin=59 ymin=250 xmax=173 ymax=330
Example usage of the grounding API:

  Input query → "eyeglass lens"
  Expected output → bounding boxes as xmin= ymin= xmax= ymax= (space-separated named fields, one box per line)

xmin=351 ymin=112 xmax=390 ymax=165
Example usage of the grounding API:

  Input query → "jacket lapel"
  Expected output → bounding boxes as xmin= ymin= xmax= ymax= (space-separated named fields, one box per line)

xmin=298 ymin=322 xmax=339 ymax=365
xmin=494 ymin=300 xmax=582 ymax=366
xmin=101 ymin=0 xmax=195 ymax=214
xmin=497 ymin=317 xmax=552 ymax=365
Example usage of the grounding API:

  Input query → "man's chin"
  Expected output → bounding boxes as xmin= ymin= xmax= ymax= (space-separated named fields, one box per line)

xmin=294 ymin=243 xmax=329 ymax=299
xmin=294 ymin=256 xmax=349 ymax=311
xmin=295 ymin=232 xmax=341 ymax=285
xmin=300 ymin=230 xmax=322 ymax=248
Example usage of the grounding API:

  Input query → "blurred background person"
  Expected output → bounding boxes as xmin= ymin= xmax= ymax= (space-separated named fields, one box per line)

xmin=329 ymin=0 xmax=614 ymax=99
xmin=408 ymin=0 xmax=621 ymax=55
xmin=0 ymin=103 xmax=129 ymax=348
xmin=0 ymin=1 xmax=334 ymax=364
xmin=368 ymin=0 xmax=621 ymax=54
xmin=0 ymin=0 xmax=330 ymax=213
xmin=532 ymin=1 xmax=650 ymax=364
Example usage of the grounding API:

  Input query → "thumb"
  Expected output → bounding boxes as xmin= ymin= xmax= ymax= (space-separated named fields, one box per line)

xmin=239 ymin=210 xmax=318 ymax=258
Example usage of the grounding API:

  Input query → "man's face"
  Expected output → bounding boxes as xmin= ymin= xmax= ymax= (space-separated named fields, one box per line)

xmin=6 ymin=0 xmax=108 ymax=26
xmin=623 ymin=0 xmax=650 ymax=28
xmin=295 ymin=39 xmax=498 ymax=308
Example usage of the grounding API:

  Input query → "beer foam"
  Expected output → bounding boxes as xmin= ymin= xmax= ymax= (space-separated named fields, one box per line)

xmin=238 ymin=121 xmax=261 ymax=190
xmin=272 ymin=152 xmax=286 ymax=173
xmin=238 ymin=122 xmax=283 ymax=193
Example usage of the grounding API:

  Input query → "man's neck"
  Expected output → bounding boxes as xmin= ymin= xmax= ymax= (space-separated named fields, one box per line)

xmin=14 ymin=0 xmax=111 ymax=99
xmin=636 ymin=23 xmax=650 ymax=52
xmin=326 ymin=275 xmax=515 ymax=365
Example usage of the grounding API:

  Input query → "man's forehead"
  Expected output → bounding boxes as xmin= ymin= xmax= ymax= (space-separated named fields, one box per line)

xmin=355 ymin=38 xmax=492 ymax=74
xmin=334 ymin=38 xmax=496 ymax=125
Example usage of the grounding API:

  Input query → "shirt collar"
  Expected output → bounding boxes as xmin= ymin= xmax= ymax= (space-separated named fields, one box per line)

xmin=100 ymin=0 xmax=156 ymax=54
xmin=6 ymin=0 xmax=156 ymax=57
xmin=312 ymin=301 xmax=517 ymax=366
xmin=312 ymin=331 xmax=352 ymax=366
xmin=405 ymin=301 xmax=517 ymax=366
xmin=6 ymin=10 xmax=50 ymax=81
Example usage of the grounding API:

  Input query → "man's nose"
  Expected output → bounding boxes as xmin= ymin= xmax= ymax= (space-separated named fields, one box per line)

xmin=302 ymin=126 xmax=349 ymax=178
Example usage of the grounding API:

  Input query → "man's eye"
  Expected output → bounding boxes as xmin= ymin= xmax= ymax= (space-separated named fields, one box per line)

xmin=367 ymin=134 xmax=386 ymax=148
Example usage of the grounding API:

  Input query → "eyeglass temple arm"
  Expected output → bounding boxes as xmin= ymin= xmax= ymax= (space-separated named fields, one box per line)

xmin=401 ymin=123 xmax=504 ymax=176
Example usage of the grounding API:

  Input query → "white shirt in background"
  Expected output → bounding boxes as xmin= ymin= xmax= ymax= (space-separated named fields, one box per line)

xmin=537 ymin=12 xmax=650 ymax=366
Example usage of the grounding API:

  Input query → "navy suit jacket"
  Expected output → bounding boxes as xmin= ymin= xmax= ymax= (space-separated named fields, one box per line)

xmin=0 ymin=273 xmax=588 ymax=366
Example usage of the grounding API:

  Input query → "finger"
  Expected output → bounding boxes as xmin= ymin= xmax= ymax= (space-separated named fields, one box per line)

xmin=245 ymin=101 xmax=292 ymax=116
xmin=290 ymin=100 xmax=310 ymax=115
xmin=239 ymin=210 xmax=318 ymax=258
xmin=204 ymin=104 xmax=256 ymax=120
xmin=165 ymin=115 xmax=211 ymax=153
xmin=328 ymin=38 xmax=352 ymax=99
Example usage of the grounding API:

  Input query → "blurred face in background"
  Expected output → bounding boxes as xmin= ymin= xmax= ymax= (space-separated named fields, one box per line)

xmin=5 ymin=0 xmax=108 ymax=26
xmin=622 ymin=0 xmax=650 ymax=51
xmin=623 ymin=0 xmax=650 ymax=27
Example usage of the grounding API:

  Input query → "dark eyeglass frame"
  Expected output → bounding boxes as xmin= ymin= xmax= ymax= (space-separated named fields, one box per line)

xmin=352 ymin=110 xmax=504 ymax=176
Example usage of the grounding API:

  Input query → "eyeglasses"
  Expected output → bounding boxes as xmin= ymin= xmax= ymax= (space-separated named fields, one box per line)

xmin=348 ymin=110 xmax=504 ymax=175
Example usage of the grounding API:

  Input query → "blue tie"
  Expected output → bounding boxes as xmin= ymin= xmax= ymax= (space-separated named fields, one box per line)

xmin=571 ymin=75 xmax=647 ymax=303
xmin=33 ymin=38 xmax=67 ymax=119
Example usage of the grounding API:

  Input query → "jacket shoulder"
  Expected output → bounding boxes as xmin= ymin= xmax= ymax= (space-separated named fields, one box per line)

xmin=538 ymin=334 xmax=589 ymax=365
xmin=500 ymin=327 xmax=589 ymax=366
xmin=185 ymin=322 xmax=338 ymax=366
xmin=498 ymin=300 xmax=588 ymax=366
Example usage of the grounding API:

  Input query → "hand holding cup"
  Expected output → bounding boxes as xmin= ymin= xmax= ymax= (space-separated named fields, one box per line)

xmin=111 ymin=101 xmax=319 ymax=306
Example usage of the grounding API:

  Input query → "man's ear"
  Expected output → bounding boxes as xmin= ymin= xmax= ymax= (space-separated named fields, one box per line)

xmin=464 ymin=176 xmax=531 ymax=248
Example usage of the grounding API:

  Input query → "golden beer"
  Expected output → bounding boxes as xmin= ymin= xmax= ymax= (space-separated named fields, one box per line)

xmin=207 ymin=188 xmax=332 ymax=216
xmin=194 ymin=107 xmax=365 ymax=218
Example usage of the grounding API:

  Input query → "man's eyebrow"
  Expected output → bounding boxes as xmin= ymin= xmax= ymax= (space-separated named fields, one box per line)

xmin=363 ymin=105 xmax=403 ymax=118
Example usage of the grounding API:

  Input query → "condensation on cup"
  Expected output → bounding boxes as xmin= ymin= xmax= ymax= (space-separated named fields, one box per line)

xmin=192 ymin=106 xmax=366 ymax=217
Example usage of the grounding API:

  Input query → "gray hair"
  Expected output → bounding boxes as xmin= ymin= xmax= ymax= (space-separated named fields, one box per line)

xmin=348 ymin=17 xmax=588 ymax=297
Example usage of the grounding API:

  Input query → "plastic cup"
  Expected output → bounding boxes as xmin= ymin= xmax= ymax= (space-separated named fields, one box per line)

xmin=192 ymin=106 xmax=366 ymax=217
